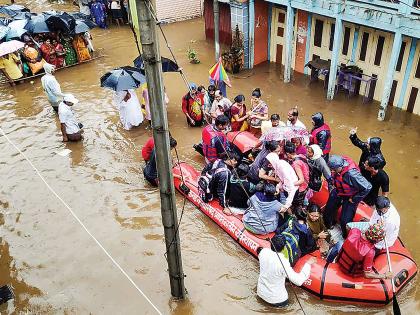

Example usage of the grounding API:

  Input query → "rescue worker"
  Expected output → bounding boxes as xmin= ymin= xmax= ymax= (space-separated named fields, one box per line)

xmin=257 ymin=238 xmax=316 ymax=308
xmin=310 ymin=112 xmax=332 ymax=161
xmin=335 ymin=222 xmax=393 ymax=280
xmin=323 ymin=155 xmax=372 ymax=237
xmin=200 ymin=151 xmax=240 ymax=215
xmin=202 ymin=115 xmax=230 ymax=164
xmin=349 ymin=128 xmax=386 ymax=179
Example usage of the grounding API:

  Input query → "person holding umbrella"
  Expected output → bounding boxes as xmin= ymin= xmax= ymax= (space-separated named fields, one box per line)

xmin=0 ymin=40 xmax=24 ymax=84
xmin=101 ymin=67 xmax=145 ymax=130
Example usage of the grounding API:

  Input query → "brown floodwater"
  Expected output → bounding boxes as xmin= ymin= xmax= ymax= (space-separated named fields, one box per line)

xmin=0 ymin=1 xmax=419 ymax=314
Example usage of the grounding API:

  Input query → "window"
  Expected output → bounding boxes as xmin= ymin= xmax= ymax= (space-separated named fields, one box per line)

xmin=396 ymin=42 xmax=406 ymax=72
xmin=329 ymin=23 xmax=335 ymax=51
xmin=359 ymin=32 xmax=369 ymax=61
xmin=314 ymin=19 xmax=324 ymax=48
xmin=278 ymin=12 xmax=285 ymax=24
xmin=407 ymin=87 xmax=418 ymax=113
xmin=342 ymin=27 xmax=351 ymax=55
xmin=277 ymin=27 xmax=284 ymax=37
xmin=416 ymin=55 xmax=420 ymax=78
xmin=374 ymin=36 xmax=385 ymax=66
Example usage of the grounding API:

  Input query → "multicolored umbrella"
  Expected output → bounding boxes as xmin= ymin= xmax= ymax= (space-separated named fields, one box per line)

xmin=260 ymin=126 xmax=309 ymax=142
xmin=209 ymin=57 xmax=231 ymax=87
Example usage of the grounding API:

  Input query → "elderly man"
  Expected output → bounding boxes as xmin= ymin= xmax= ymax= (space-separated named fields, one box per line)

xmin=41 ymin=63 xmax=64 ymax=112
xmin=58 ymin=94 xmax=82 ymax=142
xmin=370 ymin=196 xmax=400 ymax=251
xmin=323 ymin=155 xmax=372 ymax=237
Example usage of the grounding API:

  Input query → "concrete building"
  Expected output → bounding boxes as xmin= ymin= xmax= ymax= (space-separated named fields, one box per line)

xmin=205 ymin=0 xmax=420 ymax=119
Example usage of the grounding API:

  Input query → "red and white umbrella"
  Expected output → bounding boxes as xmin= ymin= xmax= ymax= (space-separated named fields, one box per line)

xmin=0 ymin=40 xmax=24 ymax=57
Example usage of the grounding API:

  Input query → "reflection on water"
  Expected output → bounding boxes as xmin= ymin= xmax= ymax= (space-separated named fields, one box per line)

xmin=0 ymin=1 xmax=419 ymax=314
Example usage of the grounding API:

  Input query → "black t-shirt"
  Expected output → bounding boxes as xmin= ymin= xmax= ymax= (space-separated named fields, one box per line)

xmin=364 ymin=169 xmax=389 ymax=206
xmin=228 ymin=179 xmax=254 ymax=209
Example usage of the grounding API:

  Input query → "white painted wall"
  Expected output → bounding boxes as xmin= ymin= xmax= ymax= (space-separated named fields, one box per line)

xmin=156 ymin=0 xmax=203 ymax=23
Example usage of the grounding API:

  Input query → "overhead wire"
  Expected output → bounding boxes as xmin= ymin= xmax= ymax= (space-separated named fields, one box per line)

xmin=0 ymin=127 xmax=163 ymax=315
xmin=143 ymin=1 xmax=308 ymax=312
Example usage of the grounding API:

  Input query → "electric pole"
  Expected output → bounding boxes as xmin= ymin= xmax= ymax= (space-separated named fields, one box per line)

xmin=213 ymin=0 xmax=220 ymax=61
xmin=136 ymin=0 xmax=186 ymax=299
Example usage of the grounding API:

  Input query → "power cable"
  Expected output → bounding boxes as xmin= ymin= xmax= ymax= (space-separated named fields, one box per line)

xmin=0 ymin=127 xmax=163 ymax=315
xmin=143 ymin=2 xmax=308 ymax=312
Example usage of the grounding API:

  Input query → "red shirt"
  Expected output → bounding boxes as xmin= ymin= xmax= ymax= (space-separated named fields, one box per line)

xmin=339 ymin=228 xmax=376 ymax=274
xmin=142 ymin=137 xmax=154 ymax=161
xmin=292 ymin=155 xmax=309 ymax=192
xmin=181 ymin=93 xmax=203 ymax=122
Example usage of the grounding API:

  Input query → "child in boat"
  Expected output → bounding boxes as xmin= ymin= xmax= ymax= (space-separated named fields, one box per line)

xmin=256 ymin=237 xmax=316 ymax=307
xmin=227 ymin=164 xmax=256 ymax=215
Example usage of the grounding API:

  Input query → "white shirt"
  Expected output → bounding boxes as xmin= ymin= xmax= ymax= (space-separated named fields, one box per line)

xmin=41 ymin=73 xmax=63 ymax=104
xmin=369 ymin=203 xmax=400 ymax=249
xmin=257 ymin=248 xmax=311 ymax=304
xmin=58 ymin=102 xmax=80 ymax=135
xmin=111 ymin=1 xmax=121 ymax=9
xmin=113 ymin=90 xmax=144 ymax=130
xmin=287 ymin=118 xmax=306 ymax=130
xmin=210 ymin=97 xmax=232 ymax=116
xmin=275 ymin=160 xmax=299 ymax=209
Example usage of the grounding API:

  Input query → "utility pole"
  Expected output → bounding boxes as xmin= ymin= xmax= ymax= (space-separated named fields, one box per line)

xmin=213 ymin=0 xmax=220 ymax=61
xmin=136 ymin=0 xmax=186 ymax=299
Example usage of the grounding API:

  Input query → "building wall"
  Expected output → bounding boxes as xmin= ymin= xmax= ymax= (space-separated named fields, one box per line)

xmin=156 ymin=0 xmax=203 ymax=23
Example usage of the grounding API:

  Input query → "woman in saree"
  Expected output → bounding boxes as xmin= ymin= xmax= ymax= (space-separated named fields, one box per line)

xmin=230 ymin=94 xmax=249 ymax=132
xmin=40 ymin=39 xmax=57 ymax=65
xmin=61 ymin=35 xmax=78 ymax=66
xmin=22 ymin=42 xmax=45 ymax=75
xmin=52 ymin=39 xmax=65 ymax=68
xmin=73 ymin=34 xmax=91 ymax=62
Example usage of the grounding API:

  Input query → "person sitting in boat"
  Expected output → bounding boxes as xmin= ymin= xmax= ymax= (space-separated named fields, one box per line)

xmin=248 ymin=140 xmax=281 ymax=185
xmin=276 ymin=209 xmax=317 ymax=257
xmin=306 ymin=144 xmax=332 ymax=192
xmin=143 ymin=137 xmax=178 ymax=186
xmin=0 ymin=53 xmax=23 ymax=85
xmin=227 ymin=164 xmax=256 ymax=215
xmin=284 ymin=141 xmax=310 ymax=214
xmin=270 ymin=113 xmax=286 ymax=128
xmin=349 ymin=128 xmax=386 ymax=180
xmin=306 ymin=204 xmax=329 ymax=250
xmin=242 ymin=183 xmax=283 ymax=234
xmin=256 ymin=236 xmax=316 ymax=308
xmin=291 ymin=137 xmax=307 ymax=156
xmin=370 ymin=196 xmax=400 ymax=251
xmin=199 ymin=151 xmax=240 ymax=215
xmin=202 ymin=115 xmax=230 ymax=164
xmin=332 ymin=222 xmax=393 ymax=280
xmin=261 ymin=152 xmax=298 ymax=214
xmin=323 ymin=155 xmax=372 ymax=237
xmin=309 ymin=112 xmax=332 ymax=162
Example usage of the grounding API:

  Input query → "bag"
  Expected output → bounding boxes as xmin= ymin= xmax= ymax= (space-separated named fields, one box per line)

xmin=308 ymin=162 xmax=322 ymax=192
xmin=198 ymin=161 xmax=227 ymax=203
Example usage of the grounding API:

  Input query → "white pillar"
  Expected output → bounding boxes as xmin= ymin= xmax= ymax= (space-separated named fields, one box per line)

xmin=327 ymin=17 xmax=343 ymax=100
xmin=284 ymin=3 xmax=295 ymax=83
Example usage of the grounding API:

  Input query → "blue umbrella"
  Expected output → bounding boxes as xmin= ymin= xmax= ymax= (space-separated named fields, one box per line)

xmin=0 ymin=25 xmax=9 ymax=40
xmin=74 ymin=20 xmax=95 ymax=34
xmin=6 ymin=27 xmax=27 ymax=40
xmin=100 ymin=69 xmax=146 ymax=92
xmin=24 ymin=16 xmax=49 ymax=34
xmin=133 ymin=54 xmax=179 ymax=74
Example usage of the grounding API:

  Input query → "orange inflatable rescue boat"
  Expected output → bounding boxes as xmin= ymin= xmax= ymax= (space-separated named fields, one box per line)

xmin=173 ymin=162 xmax=417 ymax=305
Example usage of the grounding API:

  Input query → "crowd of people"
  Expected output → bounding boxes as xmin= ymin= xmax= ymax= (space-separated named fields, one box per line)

xmin=143 ymin=83 xmax=398 ymax=308
xmin=80 ymin=0 xmax=130 ymax=28
xmin=0 ymin=32 xmax=94 ymax=85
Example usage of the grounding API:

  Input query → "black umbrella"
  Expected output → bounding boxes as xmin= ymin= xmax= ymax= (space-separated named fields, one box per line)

xmin=74 ymin=20 xmax=96 ymax=34
xmin=133 ymin=54 xmax=179 ymax=74
xmin=100 ymin=68 xmax=146 ymax=92
xmin=45 ymin=12 xmax=76 ymax=33
xmin=70 ymin=12 xmax=91 ymax=20
xmin=24 ymin=16 xmax=49 ymax=34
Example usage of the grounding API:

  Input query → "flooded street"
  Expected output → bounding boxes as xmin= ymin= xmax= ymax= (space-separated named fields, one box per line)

xmin=0 ymin=1 xmax=419 ymax=314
